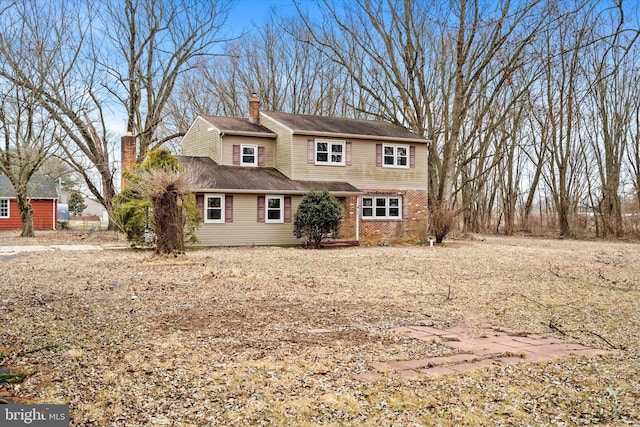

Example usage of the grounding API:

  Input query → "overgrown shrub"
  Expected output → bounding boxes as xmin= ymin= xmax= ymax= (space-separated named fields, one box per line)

xmin=430 ymin=203 xmax=455 ymax=243
xmin=294 ymin=189 xmax=343 ymax=248
xmin=113 ymin=148 xmax=200 ymax=252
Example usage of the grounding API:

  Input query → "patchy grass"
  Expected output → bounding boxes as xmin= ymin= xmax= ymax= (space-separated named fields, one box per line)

xmin=1 ymin=234 xmax=639 ymax=425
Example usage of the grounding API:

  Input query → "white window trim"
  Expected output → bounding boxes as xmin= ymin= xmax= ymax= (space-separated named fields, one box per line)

xmin=265 ymin=195 xmax=284 ymax=223
xmin=361 ymin=196 xmax=402 ymax=220
xmin=315 ymin=139 xmax=345 ymax=166
xmin=382 ymin=144 xmax=409 ymax=168
xmin=0 ymin=199 xmax=9 ymax=218
xmin=204 ymin=194 xmax=225 ymax=223
xmin=241 ymin=144 xmax=258 ymax=167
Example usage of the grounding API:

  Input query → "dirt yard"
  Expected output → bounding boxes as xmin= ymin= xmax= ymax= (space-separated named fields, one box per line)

xmin=1 ymin=231 xmax=639 ymax=425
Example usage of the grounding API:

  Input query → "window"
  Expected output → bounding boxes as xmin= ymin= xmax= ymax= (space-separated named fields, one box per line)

xmin=0 ymin=199 xmax=8 ymax=218
xmin=266 ymin=196 xmax=283 ymax=223
xmin=383 ymin=144 xmax=409 ymax=168
xmin=316 ymin=140 xmax=345 ymax=165
xmin=362 ymin=196 xmax=402 ymax=219
xmin=204 ymin=195 xmax=224 ymax=223
xmin=241 ymin=144 xmax=257 ymax=166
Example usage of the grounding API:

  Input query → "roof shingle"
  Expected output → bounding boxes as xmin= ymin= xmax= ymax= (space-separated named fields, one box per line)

xmin=179 ymin=156 xmax=361 ymax=195
xmin=261 ymin=111 xmax=428 ymax=143
xmin=200 ymin=116 xmax=276 ymax=137
xmin=0 ymin=175 xmax=58 ymax=199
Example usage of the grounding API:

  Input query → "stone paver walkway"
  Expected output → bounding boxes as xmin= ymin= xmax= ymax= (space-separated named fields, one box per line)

xmin=355 ymin=325 xmax=611 ymax=381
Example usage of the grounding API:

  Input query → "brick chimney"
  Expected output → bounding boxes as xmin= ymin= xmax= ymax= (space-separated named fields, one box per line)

xmin=249 ymin=93 xmax=260 ymax=124
xmin=120 ymin=133 xmax=137 ymax=191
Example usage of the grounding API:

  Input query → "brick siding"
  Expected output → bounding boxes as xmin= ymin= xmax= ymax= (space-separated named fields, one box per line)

xmin=338 ymin=190 xmax=428 ymax=243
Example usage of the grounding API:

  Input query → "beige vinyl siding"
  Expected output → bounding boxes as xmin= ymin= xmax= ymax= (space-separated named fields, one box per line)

xmin=220 ymin=136 xmax=276 ymax=167
xmin=289 ymin=135 xmax=428 ymax=191
xmin=193 ymin=193 xmax=303 ymax=246
xmin=260 ymin=114 xmax=293 ymax=178
xmin=181 ymin=117 xmax=220 ymax=161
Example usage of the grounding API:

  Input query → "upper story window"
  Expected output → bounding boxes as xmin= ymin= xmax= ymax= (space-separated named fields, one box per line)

xmin=316 ymin=140 xmax=345 ymax=166
xmin=204 ymin=195 xmax=224 ymax=223
xmin=0 ymin=199 xmax=9 ymax=218
xmin=383 ymin=144 xmax=409 ymax=168
xmin=362 ymin=196 xmax=401 ymax=220
xmin=233 ymin=144 xmax=264 ymax=166
xmin=241 ymin=144 xmax=257 ymax=166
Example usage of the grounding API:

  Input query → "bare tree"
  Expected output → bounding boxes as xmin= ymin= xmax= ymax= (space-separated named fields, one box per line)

xmin=584 ymin=5 xmax=639 ymax=237
xmin=0 ymin=0 xmax=231 ymax=222
xmin=164 ymin=13 xmax=354 ymax=138
xmin=0 ymin=83 xmax=60 ymax=236
xmin=295 ymin=0 xmax=554 ymax=241
xmin=0 ymin=0 xmax=121 ymax=221
xmin=98 ymin=0 xmax=232 ymax=158
xmin=628 ymin=70 xmax=640 ymax=213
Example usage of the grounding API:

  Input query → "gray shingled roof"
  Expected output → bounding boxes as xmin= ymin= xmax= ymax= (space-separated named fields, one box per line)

xmin=261 ymin=111 xmax=428 ymax=143
xmin=179 ymin=156 xmax=362 ymax=195
xmin=0 ymin=175 xmax=58 ymax=199
xmin=200 ymin=116 xmax=277 ymax=137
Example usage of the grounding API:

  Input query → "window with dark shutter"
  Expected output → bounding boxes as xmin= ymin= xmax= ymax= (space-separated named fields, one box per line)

xmin=232 ymin=145 xmax=240 ymax=165
xmin=410 ymin=146 xmax=416 ymax=169
xmin=225 ymin=195 xmax=234 ymax=223
xmin=307 ymin=139 xmax=315 ymax=164
xmin=257 ymin=195 xmax=265 ymax=222
xmin=258 ymin=146 xmax=265 ymax=166
xmin=403 ymin=196 xmax=409 ymax=219
xmin=196 ymin=194 xmax=204 ymax=222
xmin=376 ymin=144 xmax=382 ymax=167
xmin=284 ymin=196 xmax=291 ymax=222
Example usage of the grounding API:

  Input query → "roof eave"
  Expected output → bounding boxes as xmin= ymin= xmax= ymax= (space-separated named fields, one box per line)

xmin=191 ymin=188 xmax=364 ymax=196
xmin=220 ymin=130 xmax=277 ymax=138
xmin=0 ymin=196 xmax=58 ymax=200
xmin=291 ymin=130 xmax=429 ymax=144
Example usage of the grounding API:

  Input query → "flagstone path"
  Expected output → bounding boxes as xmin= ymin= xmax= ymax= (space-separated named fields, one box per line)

xmin=354 ymin=325 xmax=611 ymax=381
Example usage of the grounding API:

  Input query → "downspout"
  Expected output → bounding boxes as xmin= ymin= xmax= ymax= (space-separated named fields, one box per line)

xmin=355 ymin=196 xmax=360 ymax=241
xmin=426 ymin=141 xmax=430 ymax=239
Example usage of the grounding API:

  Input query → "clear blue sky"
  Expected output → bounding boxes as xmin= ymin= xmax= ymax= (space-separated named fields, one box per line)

xmin=226 ymin=0 xmax=300 ymax=32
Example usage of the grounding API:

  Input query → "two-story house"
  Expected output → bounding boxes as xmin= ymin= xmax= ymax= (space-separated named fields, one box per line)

xmin=176 ymin=94 xmax=429 ymax=246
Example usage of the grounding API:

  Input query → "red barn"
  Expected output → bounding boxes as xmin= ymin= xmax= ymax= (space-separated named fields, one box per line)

xmin=0 ymin=175 xmax=58 ymax=231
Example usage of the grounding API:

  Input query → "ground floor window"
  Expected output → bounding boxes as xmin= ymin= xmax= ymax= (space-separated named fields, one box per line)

xmin=266 ymin=195 xmax=283 ymax=223
xmin=0 ymin=199 xmax=8 ymax=218
xmin=362 ymin=196 xmax=401 ymax=219
xmin=204 ymin=195 xmax=224 ymax=223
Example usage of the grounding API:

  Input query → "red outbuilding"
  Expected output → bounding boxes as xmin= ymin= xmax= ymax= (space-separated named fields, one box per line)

xmin=0 ymin=175 xmax=58 ymax=231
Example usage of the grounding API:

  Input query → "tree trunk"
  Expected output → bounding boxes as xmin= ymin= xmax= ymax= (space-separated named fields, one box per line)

xmin=600 ymin=178 xmax=623 ymax=238
xmin=152 ymin=188 xmax=185 ymax=256
xmin=558 ymin=167 xmax=572 ymax=237
xmin=15 ymin=188 xmax=35 ymax=237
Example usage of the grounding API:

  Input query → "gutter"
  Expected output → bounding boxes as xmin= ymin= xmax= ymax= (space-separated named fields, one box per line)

xmin=192 ymin=188 xmax=365 ymax=197
xmin=292 ymin=130 xmax=430 ymax=144
xmin=220 ymin=131 xmax=277 ymax=138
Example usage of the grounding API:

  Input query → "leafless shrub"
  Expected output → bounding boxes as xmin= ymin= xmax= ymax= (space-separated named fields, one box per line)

xmin=430 ymin=204 xmax=455 ymax=243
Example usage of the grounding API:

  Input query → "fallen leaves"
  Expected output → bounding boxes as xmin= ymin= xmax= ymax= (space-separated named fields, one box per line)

xmin=0 ymin=232 xmax=639 ymax=425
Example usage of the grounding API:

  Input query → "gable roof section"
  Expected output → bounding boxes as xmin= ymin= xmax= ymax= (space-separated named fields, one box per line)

xmin=200 ymin=115 xmax=276 ymax=138
xmin=179 ymin=156 xmax=362 ymax=196
xmin=261 ymin=111 xmax=428 ymax=143
xmin=0 ymin=175 xmax=58 ymax=199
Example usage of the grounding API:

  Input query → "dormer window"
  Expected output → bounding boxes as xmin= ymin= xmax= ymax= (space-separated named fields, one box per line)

xmin=316 ymin=140 xmax=345 ymax=166
xmin=241 ymin=144 xmax=257 ymax=166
